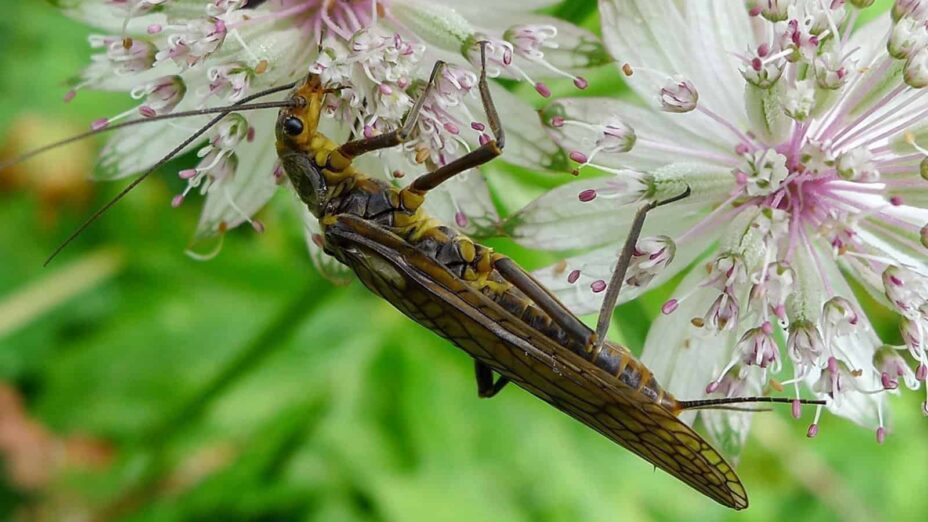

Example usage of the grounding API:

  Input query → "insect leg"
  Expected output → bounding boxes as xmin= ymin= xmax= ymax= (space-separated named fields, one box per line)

xmin=592 ymin=188 xmax=692 ymax=351
xmin=405 ymin=41 xmax=505 ymax=195
xmin=475 ymin=361 xmax=510 ymax=398
xmin=337 ymin=60 xmax=445 ymax=158
xmin=493 ymin=256 xmax=594 ymax=347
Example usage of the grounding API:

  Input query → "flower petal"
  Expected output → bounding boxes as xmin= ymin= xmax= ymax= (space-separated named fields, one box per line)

xmin=543 ymin=97 xmax=738 ymax=171
xmin=195 ymin=112 xmax=279 ymax=236
xmin=531 ymin=226 xmax=715 ymax=315
xmin=478 ymin=15 xmax=610 ymax=70
xmin=818 ymin=256 xmax=885 ymax=429
xmin=95 ymin=112 xmax=210 ymax=181
xmin=507 ymin=162 xmax=731 ymax=251
xmin=598 ymin=0 xmax=752 ymax=141
xmin=478 ymin=83 xmax=566 ymax=172
xmin=640 ymin=266 xmax=740 ymax=426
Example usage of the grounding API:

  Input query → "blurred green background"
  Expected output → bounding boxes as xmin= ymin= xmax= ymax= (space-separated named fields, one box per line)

xmin=0 ymin=1 xmax=925 ymax=521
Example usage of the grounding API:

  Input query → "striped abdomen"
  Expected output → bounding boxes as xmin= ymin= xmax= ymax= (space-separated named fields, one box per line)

xmin=489 ymin=279 xmax=680 ymax=413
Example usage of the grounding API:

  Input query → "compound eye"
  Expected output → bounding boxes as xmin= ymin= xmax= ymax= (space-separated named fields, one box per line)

xmin=283 ymin=116 xmax=304 ymax=136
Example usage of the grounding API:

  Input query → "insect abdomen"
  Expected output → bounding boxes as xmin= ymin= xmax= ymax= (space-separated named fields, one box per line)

xmin=492 ymin=285 xmax=677 ymax=411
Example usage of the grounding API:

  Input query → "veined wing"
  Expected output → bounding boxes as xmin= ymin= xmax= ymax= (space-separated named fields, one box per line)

xmin=326 ymin=214 xmax=748 ymax=510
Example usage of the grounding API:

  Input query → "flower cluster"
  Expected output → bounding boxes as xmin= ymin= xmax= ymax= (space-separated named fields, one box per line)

xmin=62 ymin=0 xmax=605 ymax=260
xmin=510 ymin=0 xmax=928 ymax=448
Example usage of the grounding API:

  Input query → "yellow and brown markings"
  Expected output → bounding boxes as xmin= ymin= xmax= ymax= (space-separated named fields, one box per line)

xmin=325 ymin=214 xmax=748 ymax=510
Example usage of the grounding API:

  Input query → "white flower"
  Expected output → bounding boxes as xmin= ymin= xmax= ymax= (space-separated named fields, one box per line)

xmin=61 ymin=0 xmax=605 ymax=258
xmin=510 ymin=0 xmax=928 ymax=450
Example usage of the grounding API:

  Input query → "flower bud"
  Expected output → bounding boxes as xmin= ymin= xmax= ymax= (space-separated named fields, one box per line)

xmin=905 ymin=47 xmax=928 ymax=88
xmin=783 ymin=79 xmax=816 ymax=121
xmin=836 ymin=148 xmax=879 ymax=181
xmin=888 ymin=16 xmax=928 ymax=59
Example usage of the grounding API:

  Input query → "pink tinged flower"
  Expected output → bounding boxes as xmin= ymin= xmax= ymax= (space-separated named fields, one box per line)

xmin=814 ymin=357 xmax=865 ymax=404
xmin=783 ymin=79 xmax=816 ymax=122
xmin=658 ymin=76 xmax=698 ymax=113
xmin=736 ymin=324 xmax=781 ymax=371
xmin=705 ymin=366 xmax=749 ymax=397
xmin=882 ymin=266 xmax=928 ymax=318
xmin=835 ymin=148 xmax=879 ymax=182
xmin=88 ymin=34 xmax=156 ymax=74
xmin=822 ymin=296 xmax=860 ymax=340
xmin=904 ymin=47 xmax=928 ymax=88
xmin=757 ymin=0 xmax=790 ymax=22
xmin=64 ymin=0 xmax=597 ymax=266
xmin=788 ymin=321 xmax=825 ymax=370
xmin=814 ymin=51 xmax=851 ymax=90
xmin=740 ymin=149 xmax=788 ymax=196
xmin=887 ymin=15 xmax=928 ymax=59
xmin=874 ymin=345 xmax=920 ymax=390
xmin=131 ymin=75 xmax=186 ymax=117
xmin=750 ymin=262 xmax=795 ymax=321
xmin=703 ymin=291 xmax=739 ymax=332
xmin=207 ymin=62 xmax=253 ymax=102
xmin=625 ymin=235 xmax=675 ymax=288
xmin=509 ymin=0 xmax=928 ymax=441
xmin=156 ymin=17 xmax=227 ymax=68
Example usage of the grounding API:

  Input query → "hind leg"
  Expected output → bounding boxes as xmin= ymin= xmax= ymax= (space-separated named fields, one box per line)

xmin=475 ymin=361 xmax=510 ymax=398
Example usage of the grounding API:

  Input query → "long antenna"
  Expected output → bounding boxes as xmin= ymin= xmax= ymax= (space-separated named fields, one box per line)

xmin=42 ymin=82 xmax=303 ymax=266
xmin=678 ymin=396 xmax=825 ymax=411
xmin=1 ymin=82 xmax=298 ymax=172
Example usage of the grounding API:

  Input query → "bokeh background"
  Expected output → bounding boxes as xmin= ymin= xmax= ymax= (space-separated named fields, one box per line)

xmin=1 ymin=1 xmax=925 ymax=521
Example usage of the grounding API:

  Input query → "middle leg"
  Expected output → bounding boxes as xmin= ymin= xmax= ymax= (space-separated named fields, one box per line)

xmin=405 ymin=40 xmax=506 ymax=196
xmin=592 ymin=188 xmax=691 ymax=352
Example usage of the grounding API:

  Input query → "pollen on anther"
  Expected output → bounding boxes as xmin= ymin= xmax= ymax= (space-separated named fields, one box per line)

xmin=255 ymin=59 xmax=269 ymax=74
xmin=569 ymin=151 xmax=588 ymax=164
xmin=578 ymin=189 xmax=597 ymax=202
xmin=661 ymin=299 xmax=679 ymax=315
xmin=807 ymin=423 xmax=819 ymax=438
xmin=535 ymin=82 xmax=552 ymax=98
xmin=622 ymin=63 xmax=634 ymax=76
xmin=455 ymin=211 xmax=468 ymax=228
xmin=567 ymin=269 xmax=581 ymax=284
